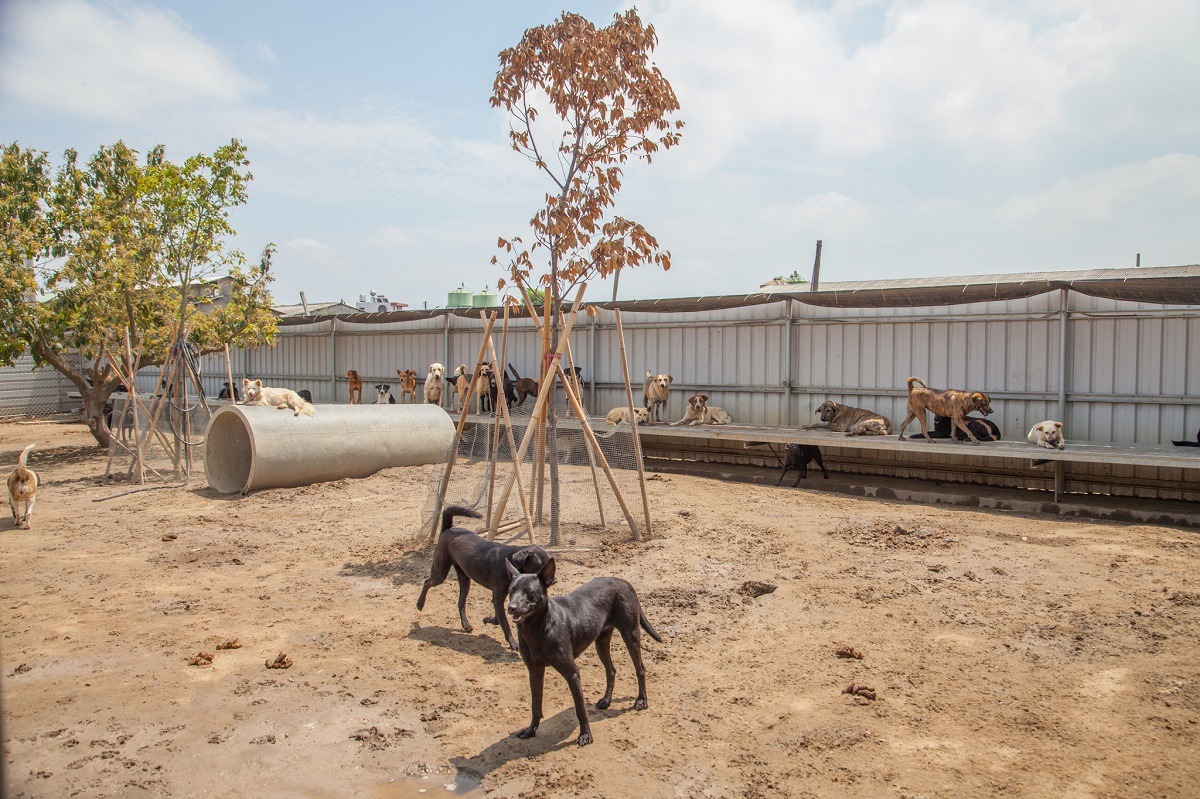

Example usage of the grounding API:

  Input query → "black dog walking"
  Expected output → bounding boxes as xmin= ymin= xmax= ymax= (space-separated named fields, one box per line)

xmin=778 ymin=443 xmax=829 ymax=485
xmin=416 ymin=505 xmax=552 ymax=650
xmin=505 ymin=558 xmax=662 ymax=746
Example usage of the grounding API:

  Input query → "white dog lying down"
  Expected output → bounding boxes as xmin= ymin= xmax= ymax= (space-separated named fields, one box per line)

xmin=1027 ymin=420 xmax=1066 ymax=450
xmin=606 ymin=406 xmax=649 ymax=426
xmin=670 ymin=393 xmax=731 ymax=426
xmin=242 ymin=379 xmax=315 ymax=417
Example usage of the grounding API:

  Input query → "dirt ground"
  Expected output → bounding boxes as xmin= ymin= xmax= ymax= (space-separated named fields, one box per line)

xmin=3 ymin=418 xmax=1200 ymax=799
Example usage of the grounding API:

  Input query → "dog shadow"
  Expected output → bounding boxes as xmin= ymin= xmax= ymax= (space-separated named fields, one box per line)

xmin=407 ymin=621 xmax=519 ymax=663
xmin=451 ymin=703 xmax=637 ymax=779
xmin=339 ymin=549 xmax=427 ymax=583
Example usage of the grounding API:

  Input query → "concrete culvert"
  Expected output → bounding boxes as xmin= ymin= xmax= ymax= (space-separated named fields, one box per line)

xmin=204 ymin=404 xmax=455 ymax=494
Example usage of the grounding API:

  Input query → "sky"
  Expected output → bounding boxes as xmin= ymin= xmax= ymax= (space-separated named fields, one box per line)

xmin=2 ymin=0 xmax=1198 ymax=309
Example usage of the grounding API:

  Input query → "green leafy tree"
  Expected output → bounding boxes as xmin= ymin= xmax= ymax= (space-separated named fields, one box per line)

xmin=0 ymin=139 xmax=277 ymax=448
xmin=490 ymin=10 xmax=683 ymax=539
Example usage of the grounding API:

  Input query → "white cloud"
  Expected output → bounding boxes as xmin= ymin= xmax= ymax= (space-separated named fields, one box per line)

xmin=996 ymin=154 xmax=1200 ymax=226
xmin=254 ymin=41 xmax=278 ymax=64
xmin=0 ymin=0 xmax=259 ymax=119
xmin=278 ymin=237 xmax=349 ymax=272
xmin=643 ymin=0 xmax=1192 ymax=166
xmin=765 ymin=191 xmax=869 ymax=232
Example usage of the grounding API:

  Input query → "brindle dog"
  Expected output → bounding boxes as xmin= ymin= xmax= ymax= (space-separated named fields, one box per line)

xmin=897 ymin=377 xmax=994 ymax=444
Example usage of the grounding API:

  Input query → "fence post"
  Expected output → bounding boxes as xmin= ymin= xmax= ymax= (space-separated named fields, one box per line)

xmin=330 ymin=319 xmax=337 ymax=401
xmin=783 ymin=299 xmax=794 ymax=427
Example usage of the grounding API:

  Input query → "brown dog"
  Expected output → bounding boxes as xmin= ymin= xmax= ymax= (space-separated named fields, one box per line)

xmin=396 ymin=369 xmax=419 ymax=404
xmin=642 ymin=370 xmax=673 ymax=424
xmin=345 ymin=369 xmax=363 ymax=404
xmin=803 ymin=401 xmax=892 ymax=436
xmin=7 ymin=443 xmax=39 ymax=530
xmin=507 ymin=365 xmax=539 ymax=406
xmin=897 ymin=377 xmax=994 ymax=444
xmin=449 ymin=365 xmax=470 ymax=411
xmin=670 ymin=393 xmax=731 ymax=426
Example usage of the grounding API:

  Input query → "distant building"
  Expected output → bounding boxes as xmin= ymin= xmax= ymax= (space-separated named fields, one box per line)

xmin=356 ymin=291 xmax=408 ymax=313
xmin=759 ymin=271 xmax=808 ymax=289
xmin=271 ymin=300 xmax=361 ymax=318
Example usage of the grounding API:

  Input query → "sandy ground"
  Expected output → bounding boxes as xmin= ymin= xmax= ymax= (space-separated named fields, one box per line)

xmin=2 ymin=417 xmax=1200 ymax=799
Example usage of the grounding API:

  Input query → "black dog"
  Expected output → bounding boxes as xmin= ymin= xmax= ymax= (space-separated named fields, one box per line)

xmin=500 ymin=367 xmax=518 ymax=407
xmin=505 ymin=558 xmax=662 ymax=747
xmin=507 ymin=364 xmax=537 ymax=406
xmin=416 ymin=505 xmax=552 ymax=650
xmin=907 ymin=414 xmax=1000 ymax=442
xmin=218 ymin=381 xmax=241 ymax=401
xmin=778 ymin=443 xmax=829 ymax=486
xmin=297 ymin=389 xmax=313 ymax=404
xmin=1173 ymin=428 xmax=1199 ymax=447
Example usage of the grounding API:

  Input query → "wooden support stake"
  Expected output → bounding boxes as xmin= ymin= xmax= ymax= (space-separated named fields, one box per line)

xmin=615 ymin=309 xmax=652 ymax=540
xmin=483 ymin=309 xmax=537 ymax=545
xmin=123 ymin=329 xmax=145 ymax=484
xmin=560 ymin=322 xmax=606 ymax=527
xmin=428 ymin=312 xmax=498 ymax=546
xmin=553 ymin=361 xmax=640 ymax=539
xmin=489 ymin=286 xmax=588 ymax=535
xmin=224 ymin=344 xmax=235 ymax=404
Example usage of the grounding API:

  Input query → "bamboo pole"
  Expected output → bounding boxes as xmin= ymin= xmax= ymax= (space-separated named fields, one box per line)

xmin=483 ymin=309 xmax=537 ymax=545
xmin=428 ymin=312 xmax=498 ymax=546
xmin=123 ymin=329 xmax=145 ymax=484
xmin=224 ymin=344 xmax=235 ymax=404
xmin=552 ymin=361 xmax=640 ymax=539
xmin=615 ymin=309 xmax=652 ymax=540
xmin=489 ymin=286 xmax=588 ymax=535
xmin=484 ymin=314 xmax=503 ymax=528
xmin=560 ymin=321 xmax=606 ymax=527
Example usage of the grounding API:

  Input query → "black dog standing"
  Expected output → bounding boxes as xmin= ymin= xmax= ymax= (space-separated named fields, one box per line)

xmin=416 ymin=506 xmax=551 ymax=650
xmin=778 ymin=443 xmax=829 ymax=486
xmin=505 ymin=558 xmax=662 ymax=746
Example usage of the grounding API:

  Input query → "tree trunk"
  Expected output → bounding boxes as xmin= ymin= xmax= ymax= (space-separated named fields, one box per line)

xmin=32 ymin=339 xmax=115 ymax=449
xmin=547 ymin=269 xmax=562 ymax=546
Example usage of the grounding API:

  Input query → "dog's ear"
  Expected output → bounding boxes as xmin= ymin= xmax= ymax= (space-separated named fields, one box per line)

xmin=666 ymin=375 xmax=674 ymax=384
xmin=538 ymin=557 xmax=556 ymax=588
xmin=1053 ymin=422 xmax=1062 ymax=429
xmin=505 ymin=559 xmax=520 ymax=581
xmin=242 ymin=378 xmax=251 ymax=387
xmin=701 ymin=394 xmax=709 ymax=402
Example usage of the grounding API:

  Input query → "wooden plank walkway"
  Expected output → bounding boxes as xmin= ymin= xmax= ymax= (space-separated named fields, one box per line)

xmin=466 ymin=413 xmax=1200 ymax=471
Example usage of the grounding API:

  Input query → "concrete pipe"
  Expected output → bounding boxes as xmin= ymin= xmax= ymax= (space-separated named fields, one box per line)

xmin=204 ymin=403 xmax=454 ymax=494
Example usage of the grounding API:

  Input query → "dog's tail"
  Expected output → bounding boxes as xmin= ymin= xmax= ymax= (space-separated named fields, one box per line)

xmin=16 ymin=443 xmax=35 ymax=470
xmin=299 ymin=400 xmax=315 ymax=417
xmin=639 ymin=610 xmax=663 ymax=643
xmin=441 ymin=504 xmax=482 ymax=531
xmin=906 ymin=377 xmax=927 ymax=392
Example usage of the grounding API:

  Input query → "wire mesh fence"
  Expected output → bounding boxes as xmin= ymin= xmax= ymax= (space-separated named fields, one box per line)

xmin=0 ymin=354 xmax=82 ymax=420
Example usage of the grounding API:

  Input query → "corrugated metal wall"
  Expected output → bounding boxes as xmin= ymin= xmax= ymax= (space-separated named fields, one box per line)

xmin=193 ymin=289 xmax=1197 ymax=448
xmin=0 ymin=354 xmax=79 ymax=418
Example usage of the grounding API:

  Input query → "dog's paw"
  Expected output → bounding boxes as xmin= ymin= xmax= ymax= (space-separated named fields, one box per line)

xmin=482 ymin=615 xmax=498 ymax=625
xmin=576 ymin=731 xmax=593 ymax=747
xmin=595 ymin=697 xmax=611 ymax=710
xmin=633 ymin=697 xmax=648 ymax=711
xmin=513 ymin=725 xmax=538 ymax=740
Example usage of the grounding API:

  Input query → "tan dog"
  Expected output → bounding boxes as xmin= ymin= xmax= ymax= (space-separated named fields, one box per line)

xmin=474 ymin=362 xmax=495 ymax=413
xmin=606 ymin=406 xmax=650 ymax=426
xmin=670 ymin=393 xmax=731 ymax=426
xmin=803 ymin=401 xmax=893 ymax=436
xmin=424 ymin=363 xmax=446 ymax=406
xmin=242 ymin=379 xmax=315 ymax=417
xmin=449 ymin=365 xmax=470 ymax=411
xmin=345 ymin=370 xmax=363 ymax=404
xmin=897 ymin=377 xmax=994 ymax=444
xmin=396 ymin=369 xmax=419 ymax=404
xmin=642 ymin=370 xmax=673 ymax=424
xmin=7 ymin=443 xmax=39 ymax=530
xmin=1028 ymin=420 xmax=1066 ymax=450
